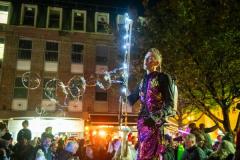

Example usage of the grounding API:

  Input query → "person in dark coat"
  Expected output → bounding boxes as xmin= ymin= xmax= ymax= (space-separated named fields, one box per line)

xmin=208 ymin=140 xmax=235 ymax=160
xmin=182 ymin=133 xmax=207 ymax=160
xmin=35 ymin=134 xmax=53 ymax=160
xmin=12 ymin=137 xmax=35 ymax=160
xmin=163 ymin=134 xmax=176 ymax=160
xmin=41 ymin=127 xmax=54 ymax=141
xmin=17 ymin=120 xmax=32 ymax=143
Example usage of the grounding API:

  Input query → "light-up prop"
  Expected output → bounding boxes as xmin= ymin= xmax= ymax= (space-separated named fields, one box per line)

xmin=121 ymin=13 xmax=133 ymax=127
xmin=119 ymin=13 xmax=133 ymax=158
xmin=22 ymin=71 xmax=41 ymax=90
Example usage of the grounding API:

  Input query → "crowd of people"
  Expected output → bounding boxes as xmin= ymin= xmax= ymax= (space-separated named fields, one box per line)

xmin=1 ymin=119 xmax=240 ymax=160
xmin=0 ymin=120 xmax=137 ymax=160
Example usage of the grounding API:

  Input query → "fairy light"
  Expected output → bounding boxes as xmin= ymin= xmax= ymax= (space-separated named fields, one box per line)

xmin=121 ymin=87 xmax=127 ymax=94
xmin=119 ymin=13 xmax=133 ymax=158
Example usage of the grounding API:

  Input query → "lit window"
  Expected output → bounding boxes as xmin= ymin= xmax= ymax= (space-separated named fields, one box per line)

xmin=14 ymin=77 xmax=28 ymax=98
xmin=21 ymin=4 xmax=37 ymax=26
xmin=72 ymin=10 xmax=86 ymax=31
xmin=96 ymin=45 xmax=108 ymax=65
xmin=47 ymin=7 xmax=62 ymax=29
xmin=95 ymin=12 xmax=109 ymax=33
xmin=18 ymin=39 xmax=32 ymax=60
xmin=0 ymin=1 xmax=10 ymax=24
xmin=45 ymin=41 xmax=58 ymax=62
xmin=95 ymin=85 xmax=107 ymax=101
xmin=0 ymin=38 xmax=4 ymax=68
xmin=72 ymin=43 xmax=84 ymax=64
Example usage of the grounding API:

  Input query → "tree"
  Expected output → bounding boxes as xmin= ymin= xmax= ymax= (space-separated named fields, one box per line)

xmin=136 ymin=0 xmax=240 ymax=133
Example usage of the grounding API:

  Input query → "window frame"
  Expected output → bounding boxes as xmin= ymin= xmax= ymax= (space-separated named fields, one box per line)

xmin=71 ymin=43 xmax=84 ymax=64
xmin=95 ymin=86 xmax=108 ymax=101
xmin=95 ymin=12 xmax=110 ymax=33
xmin=18 ymin=38 xmax=32 ymax=60
xmin=71 ymin=9 xmax=86 ymax=32
xmin=20 ymin=4 xmax=38 ymax=26
xmin=96 ymin=45 xmax=108 ymax=65
xmin=46 ymin=7 xmax=62 ymax=30
xmin=45 ymin=41 xmax=59 ymax=62
xmin=13 ymin=77 xmax=28 ymax=99
xmin=0 ymin=1 xmax=11 ymax=24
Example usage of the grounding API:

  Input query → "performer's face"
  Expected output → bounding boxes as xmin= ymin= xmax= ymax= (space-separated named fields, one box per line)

xmin=143 ymin=52 xmax=160 ymax=72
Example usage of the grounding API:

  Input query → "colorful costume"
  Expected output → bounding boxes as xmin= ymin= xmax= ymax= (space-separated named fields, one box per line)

xmin=128 ymin=71 xmax=174 ymax=160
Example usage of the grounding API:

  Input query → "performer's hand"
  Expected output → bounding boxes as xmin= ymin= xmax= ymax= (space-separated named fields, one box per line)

xmin=143 ymin=117 xmax=155 ymax=127
xmin=150 ymin=111 xmax=163 ymax=122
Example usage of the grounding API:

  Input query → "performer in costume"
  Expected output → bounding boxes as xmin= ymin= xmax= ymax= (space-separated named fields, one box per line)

xmin=128 ymin=48 xmax=174 ymax=160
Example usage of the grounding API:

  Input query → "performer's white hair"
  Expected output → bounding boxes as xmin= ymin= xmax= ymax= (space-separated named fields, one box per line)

xmin=148 ymin=48 xmax=162 ymax=62
xmin=148 ymin=48 xmax=162 ymax=71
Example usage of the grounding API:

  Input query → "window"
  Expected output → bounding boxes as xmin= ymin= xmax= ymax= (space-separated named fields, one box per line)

xmin=117 ymin=14 xmax=125 ymax=32
xmin=0 ymin=38 xmax=4 ymax=68
xmin=13 ymin=77 xmax=28 ymax=98
xmin=72 ymin=43 xmax=84 ymax=64
xmin=20 ymin=4 xmax=37 ymax=26
xmin=95 ymin=86 xmax=107 ymax=101
xmin=95 ymin=12 xmax=109 ymax=33
xmin=72 ymin=10 xmax=86 ymax=31
xmin=42 ymin=78 xmax=56 ymax=100
xmin=45 ymin=41 xmax=58 ymax=62
xmin=18 ymin=39 xmax=32 ymax=60
xmin=0 ymin=1 xmax=11 ymax=24
xmin=96 ymin=45 xmax=108 ymax=65
xmin=47 ymin=7 xmax=62 ymax=29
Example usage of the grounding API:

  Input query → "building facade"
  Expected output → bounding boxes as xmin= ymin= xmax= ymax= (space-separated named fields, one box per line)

xmin=0 ymin=0 xmax=139 ymax=126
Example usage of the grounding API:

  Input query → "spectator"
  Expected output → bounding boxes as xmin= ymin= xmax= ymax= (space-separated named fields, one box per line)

xmin=199 ymin=123 xmax=217 ymax=150
xmin=41 ymin=127 xmax=54 ymax=141
xmin=182 ymin=133 xmax=206 ymax=160
xmin=17 ymin=120 xmax=32 ymax=143
xmin=107 ymin=138 xmax=121 ymax=159
xmin=35 ymin=134 xmax=53 ymax=160
xmin=163 ymin=134 xmax=175 ymax=160
xmin=212 ymin=134 xmax=223 ymax=151
xmin=0 ymin=122 xmax=7 ymax=137
xmin=85 ymin=140 xmax=94 ymax=160
xmin=13 ymin=137 xmax=35 ymax=160
xmin=75 ymin=139 xmax=85 ymax=160
xmin=208 ymin=140 xmax=235 ymax=160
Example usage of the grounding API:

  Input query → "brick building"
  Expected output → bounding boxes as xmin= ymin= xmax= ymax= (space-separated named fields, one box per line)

xmin=0 ymin=0 xmax=139 ymax=127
